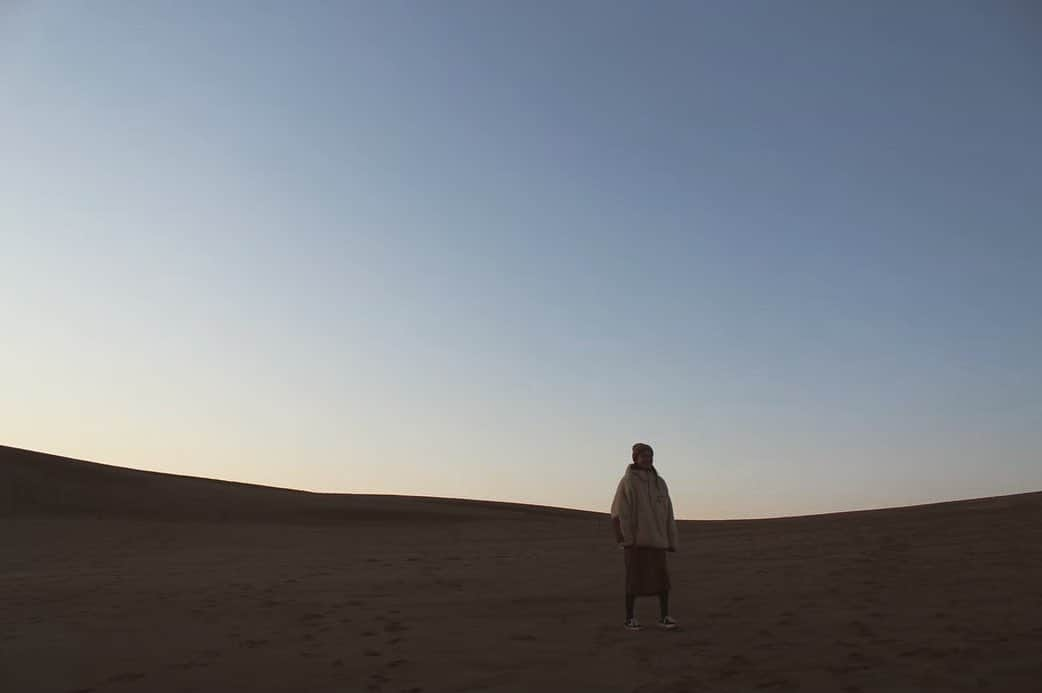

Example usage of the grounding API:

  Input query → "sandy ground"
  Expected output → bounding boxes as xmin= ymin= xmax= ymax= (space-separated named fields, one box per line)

xmin=2 ymin=446 xmax=1041 ymax=692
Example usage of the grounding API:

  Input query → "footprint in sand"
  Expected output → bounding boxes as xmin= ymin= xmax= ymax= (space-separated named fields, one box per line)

xmin=366 ymin=671 xmax=392 ymax=691
xmin=756 ymin=679 xmax=796 ymax=690
xmin=683 ymin=637 xmax=711 ymax=648
xmin=848 ymin=620 xmax=876 ymax=637
xmin=718 ymin=653 xmax=750 ymax=678
xmin=380 ymin=624 xmax=410 ymax=674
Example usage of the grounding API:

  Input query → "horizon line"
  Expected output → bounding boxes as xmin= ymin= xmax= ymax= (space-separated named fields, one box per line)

xmin=5 ymin=443 xmax=1039 ymax=523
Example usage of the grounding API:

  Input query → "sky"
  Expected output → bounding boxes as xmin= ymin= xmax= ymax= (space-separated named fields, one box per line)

xmin=2 ymin=1 xmax=1040 ymax=519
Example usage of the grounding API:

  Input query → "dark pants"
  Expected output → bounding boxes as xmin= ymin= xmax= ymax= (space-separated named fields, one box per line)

xmin=623 ymin=546 xmax=671 ymax=620
xmin=626 ymin=590 xmax=669 ymax=620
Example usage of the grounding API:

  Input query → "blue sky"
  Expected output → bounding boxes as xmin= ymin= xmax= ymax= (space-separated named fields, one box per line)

xmin=2 ymin=1 xmax=1040 ymax=518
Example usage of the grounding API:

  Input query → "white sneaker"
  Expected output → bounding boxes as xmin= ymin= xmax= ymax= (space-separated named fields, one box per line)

xmin=624 ymin=618 xmax=643 ymax=631
xmin=658 ymin=616 xmax=679 ymax=630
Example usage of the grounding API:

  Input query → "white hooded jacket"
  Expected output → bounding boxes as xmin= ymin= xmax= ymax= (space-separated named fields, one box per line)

xmin=610 ymin=465 xmax=679 ymax=550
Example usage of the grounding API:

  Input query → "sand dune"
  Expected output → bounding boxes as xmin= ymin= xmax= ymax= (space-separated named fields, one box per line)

xmin=2 ymin=445 xmax=1040 ymax=692
xmin=1 ymin=445 xmax=586 ymax=523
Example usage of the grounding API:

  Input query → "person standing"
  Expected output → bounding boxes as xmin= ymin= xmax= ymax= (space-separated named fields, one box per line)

xmin=611 ymin=442 xmax=680 ymax=631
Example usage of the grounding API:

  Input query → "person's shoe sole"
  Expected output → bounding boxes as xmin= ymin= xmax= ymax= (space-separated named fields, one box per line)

xmin=658 ymin=622 xmax=678 ymax=630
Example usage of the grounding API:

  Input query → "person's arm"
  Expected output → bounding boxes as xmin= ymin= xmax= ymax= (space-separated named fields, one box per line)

xmin=610 ymin=478 xmax=631 ymax=546
xmin=666 ymin=494 xmax=679 ymax=552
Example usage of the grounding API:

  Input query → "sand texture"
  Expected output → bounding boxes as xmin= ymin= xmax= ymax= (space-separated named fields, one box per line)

xmin=2 ymin=445 xmax=1041 ymax=692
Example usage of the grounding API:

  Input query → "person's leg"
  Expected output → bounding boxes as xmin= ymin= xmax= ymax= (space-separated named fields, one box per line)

xmin=658 ymin=591 xmax=669 ymax=619
xmin=625 ymin=593 xmax=636 ymax=621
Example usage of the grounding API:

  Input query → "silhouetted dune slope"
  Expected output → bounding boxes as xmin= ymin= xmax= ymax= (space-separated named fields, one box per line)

xmin=0 ymin=445 xmax=593 ymax=523
xmin=2 ymin=444 xmax=1039 ymax=528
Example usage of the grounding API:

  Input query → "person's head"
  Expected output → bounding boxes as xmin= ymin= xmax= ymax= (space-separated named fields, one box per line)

xmin=632 ymin=442 xmax=654 ymax=468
